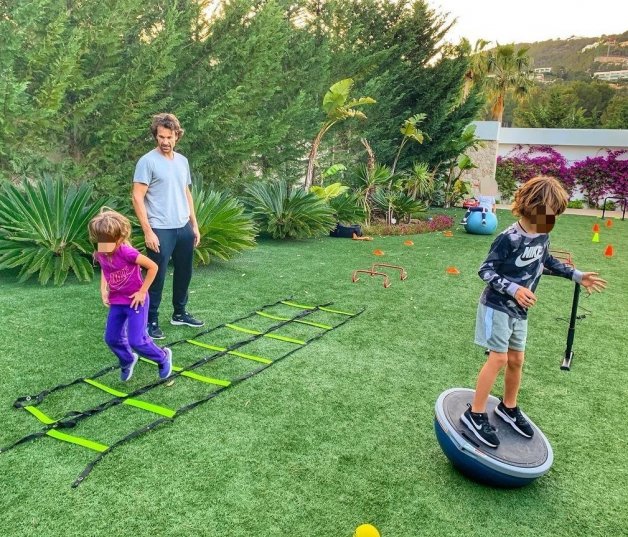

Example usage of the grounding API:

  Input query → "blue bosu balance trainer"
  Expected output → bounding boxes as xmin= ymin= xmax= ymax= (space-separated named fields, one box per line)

xmin=464 ymin=210 xmax=498 ymax=235
xmin=434 ymin=388 xmax=553 ymax=487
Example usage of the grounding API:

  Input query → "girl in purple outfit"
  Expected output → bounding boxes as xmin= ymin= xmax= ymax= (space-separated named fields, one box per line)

xmin=88 ymin=209 xmax=173 ymax=381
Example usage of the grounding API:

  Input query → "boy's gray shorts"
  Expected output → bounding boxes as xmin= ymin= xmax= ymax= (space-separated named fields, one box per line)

xmin=475 ymin=303 xmax=528 ymax=353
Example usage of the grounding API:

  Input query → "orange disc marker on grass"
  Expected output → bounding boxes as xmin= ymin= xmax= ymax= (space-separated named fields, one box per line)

xmin=604 ymin=245 xmax=614 ymax=258
xmin=443 ymin=230 xmax=453 ymax=237
xmin=446 ymin=266 xmax=460 ymax=275
xmin=592 ymin=223 xmax=600 ymax=233
xmin=404 ymin=240 xmax=414 ymax=246
xmin=373 ymin=249 xmax=384 ymax=256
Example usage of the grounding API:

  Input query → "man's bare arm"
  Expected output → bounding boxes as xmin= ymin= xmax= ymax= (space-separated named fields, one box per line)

xmin=132 ymin=183 xmax=160 ymax=252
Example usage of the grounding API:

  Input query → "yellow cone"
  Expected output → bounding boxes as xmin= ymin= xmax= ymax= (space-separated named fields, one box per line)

xmin=592 ymin=232 xmax=599 ymax=243
xmin=354 ymin=524 xmax=381 ymax=537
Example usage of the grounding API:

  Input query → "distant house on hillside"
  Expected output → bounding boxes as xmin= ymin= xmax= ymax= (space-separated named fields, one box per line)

xmin=593 ymin=70 xmax=628 ymax=81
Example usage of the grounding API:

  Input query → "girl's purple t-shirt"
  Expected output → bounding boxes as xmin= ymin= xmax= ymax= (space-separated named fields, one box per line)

xmin=95 ymin=244 xmax=143 ymax=305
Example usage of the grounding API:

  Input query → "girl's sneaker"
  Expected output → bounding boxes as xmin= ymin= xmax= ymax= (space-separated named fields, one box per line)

xmin=159 ymin=348 xmax=173 ymax=379
xmin=495 ymin=401 xmax=534 ymax=438
xmin=121 ymin=353 xmax=139 ymax=382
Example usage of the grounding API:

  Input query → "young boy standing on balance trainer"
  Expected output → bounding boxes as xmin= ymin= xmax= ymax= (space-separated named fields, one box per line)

xmin=462 ymin=176 xmax=606 ymax=448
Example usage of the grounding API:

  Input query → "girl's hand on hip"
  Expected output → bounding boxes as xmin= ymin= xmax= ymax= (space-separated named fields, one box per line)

xmin=129 ymin=291 xmax=147 ymax=310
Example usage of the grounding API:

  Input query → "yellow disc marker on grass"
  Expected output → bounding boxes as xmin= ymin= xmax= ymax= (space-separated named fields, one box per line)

xmin=354 ymin=524 xmax=381 ymax=537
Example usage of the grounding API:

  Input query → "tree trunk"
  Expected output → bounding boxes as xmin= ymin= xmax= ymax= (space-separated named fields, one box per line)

xmin=492 ymin=93 xmax=505 ymax=123
xmin=391 ymin=138 xmax=407 ymax=175
xmin=305 ymin=122 xmax=334 ymax=190
xmin=361 ymin=138 xmax=376 ymax=172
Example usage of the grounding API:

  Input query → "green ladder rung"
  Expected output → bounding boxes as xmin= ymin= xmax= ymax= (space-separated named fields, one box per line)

xmin=83 ymin=378 xmax=176 ymax=418
xmin=280 ymin=301 xmax=354 ymax=316
xmin=172 ymin=366 xmax=231 ymax=387
xmin=24 ymin=405 xmax=57 ymax=425
xmin=225 ymin=324 xmax=305 ymax=345
xmin=255 ymin=311 xmax=332 ymax=330
xmin=138 ymin=357 xmax=231 ymax=387
xmin=46 ymin=429 xmax=109 ymax=453
xmin=187 ymin=339 xmax=272 ymax=364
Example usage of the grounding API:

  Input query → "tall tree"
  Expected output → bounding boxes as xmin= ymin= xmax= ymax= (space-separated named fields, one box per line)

xmin=483 ymin=44 xmax=532 ymax=123
xmin=308 ymin=0 xmax=484 ymax=172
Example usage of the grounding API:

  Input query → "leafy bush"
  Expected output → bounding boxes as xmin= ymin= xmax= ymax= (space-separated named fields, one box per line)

xmin=244 ymin=180 xmax=336 ymax=239
xmin=329 ymin=193 xmax=365 ymax=225
xmin=496 ymin=145 xmax=574 ymax=195
xmin=132 ymin=186 xmax=257 ymax=264
xmin=571 ymin=150 xmax=628 ymax=207
xmin=0 ymin=176 xmax=108 ymax=285
xmin=495 ymin=158 xmax=518 ymax=202
xmin=567 ymin=199 xmax=584 ymax=209
xmin=598 ymin=200 xmax=616 ymax=211
xmin=371 ymin=189 xmax=426 ymax=222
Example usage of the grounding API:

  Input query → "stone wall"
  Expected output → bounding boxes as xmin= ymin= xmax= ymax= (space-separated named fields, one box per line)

xmin=464 ymin=140 xmax=499 ymax=198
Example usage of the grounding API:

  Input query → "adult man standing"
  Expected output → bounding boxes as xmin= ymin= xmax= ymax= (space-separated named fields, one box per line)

xmin=132 ymin=113 xmax=204 ymax=339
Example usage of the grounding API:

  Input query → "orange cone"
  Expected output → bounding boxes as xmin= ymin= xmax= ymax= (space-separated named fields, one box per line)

xmin=606 ymin=219 xmax=613 ymax=228
xmin=592 ymin=232 xmax=600 ymax=243
xmin=373 ymin=249 xmax=384 ymax=256
xmin=604 ymin=245 xmax=614 ymax=258
xmin=592 ymin=223 xmax=600 ymax=232
xmin=446 ymin=266 xmax=460 ymax=275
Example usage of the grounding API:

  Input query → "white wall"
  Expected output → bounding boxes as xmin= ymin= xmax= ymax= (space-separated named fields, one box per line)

xmin=470 ymin=122 xmax=628 ymax=200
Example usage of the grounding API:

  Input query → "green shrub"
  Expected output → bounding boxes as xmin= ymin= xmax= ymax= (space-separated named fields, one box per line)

xmin=598 ymin=200 xmax=616 ymax=211
xmin=329 ymin=193 xmax=365 ymax=225
xmin=132 ymin=186 xmax=257 ymax=264
xmin=0 ymin=175 xmax=109 ymax=285
xmin=567 ymin=199 xmax=584 ymax=209
xmin=495 ymin=159 xmax=518 ymax=202
xmin=244 ymin=180 xmax=336 ymax=239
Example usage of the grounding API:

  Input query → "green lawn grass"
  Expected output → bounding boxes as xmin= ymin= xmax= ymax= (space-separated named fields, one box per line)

xmin=0 ymin=209 xmax=626 ymax=537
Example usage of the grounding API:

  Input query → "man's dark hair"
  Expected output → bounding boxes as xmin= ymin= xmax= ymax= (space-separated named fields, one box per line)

xmin=150 ymin=113 xmax=184 ymax=141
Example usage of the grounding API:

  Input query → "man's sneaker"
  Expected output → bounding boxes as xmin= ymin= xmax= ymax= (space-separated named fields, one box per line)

xmin=148 ymin=322 xmax=165 ymax=340
xmin=171 ymin=312 xmax=204 ymax=328
xmin=461 ymin=404 xmax=500 ymax=448
xmin=495 ymin=401 xmax=534 ymax=438
xmin=121 ymin=353 xmax=139 ymax=382
xmin=460 ymin=218 xmax=468 ymax=225
xmin=158 ymin=347 xmax=173 ymax=380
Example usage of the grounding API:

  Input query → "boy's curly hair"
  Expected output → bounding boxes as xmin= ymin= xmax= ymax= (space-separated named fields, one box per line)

xmin=88 ymin=208 xmax=132 ymax=244
xmin=512 ymin=176 xmax=568 ymax=217
xmin=150 ymin=113 xmax=184 ymax=141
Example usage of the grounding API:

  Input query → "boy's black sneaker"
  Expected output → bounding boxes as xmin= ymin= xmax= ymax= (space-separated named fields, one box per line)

xmin=461 ymin=404 xmax=500 ymax=448
xmin=171 ymin=312 xmax=204 ymax=328
xmin=495 ymin=401 xmax=534 ymax=438
xmin=148 ymin=322 xmax=165 ymax=340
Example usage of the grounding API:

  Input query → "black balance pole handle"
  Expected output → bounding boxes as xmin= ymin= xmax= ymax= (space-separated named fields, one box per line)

xmin=561 ymin=282 xmax=581 ymax=371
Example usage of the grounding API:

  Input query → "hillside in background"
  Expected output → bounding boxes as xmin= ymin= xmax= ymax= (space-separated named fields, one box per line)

xmin=515 ymin=30 xmax=628 ymax=78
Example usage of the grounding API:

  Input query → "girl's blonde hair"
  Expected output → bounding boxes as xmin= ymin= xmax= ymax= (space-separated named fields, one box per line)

xmin=512 ymin=176 xmax=568 ymax=218
xmin=88 ymin=208 xmax=132 ymax=245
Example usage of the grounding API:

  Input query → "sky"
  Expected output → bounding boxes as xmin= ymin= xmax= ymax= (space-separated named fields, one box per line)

xmin=431 ymin=0 xmax=628 ymax=45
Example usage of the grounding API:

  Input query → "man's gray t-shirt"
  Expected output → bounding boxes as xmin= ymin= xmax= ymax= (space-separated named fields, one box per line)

xmin=133 ymin=149 xmax=192 ymax=229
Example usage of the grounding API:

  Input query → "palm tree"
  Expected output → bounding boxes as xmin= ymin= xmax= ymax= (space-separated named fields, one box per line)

xmin=460 ymin=41 xmax=532 ymax=124
xmin=304 ymin=78 xmax=375 ymax=189
xmin=350 ymin=163 xmax=391 ymax=226
xmin=484 ymin=44 xmax=532 ymax=123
